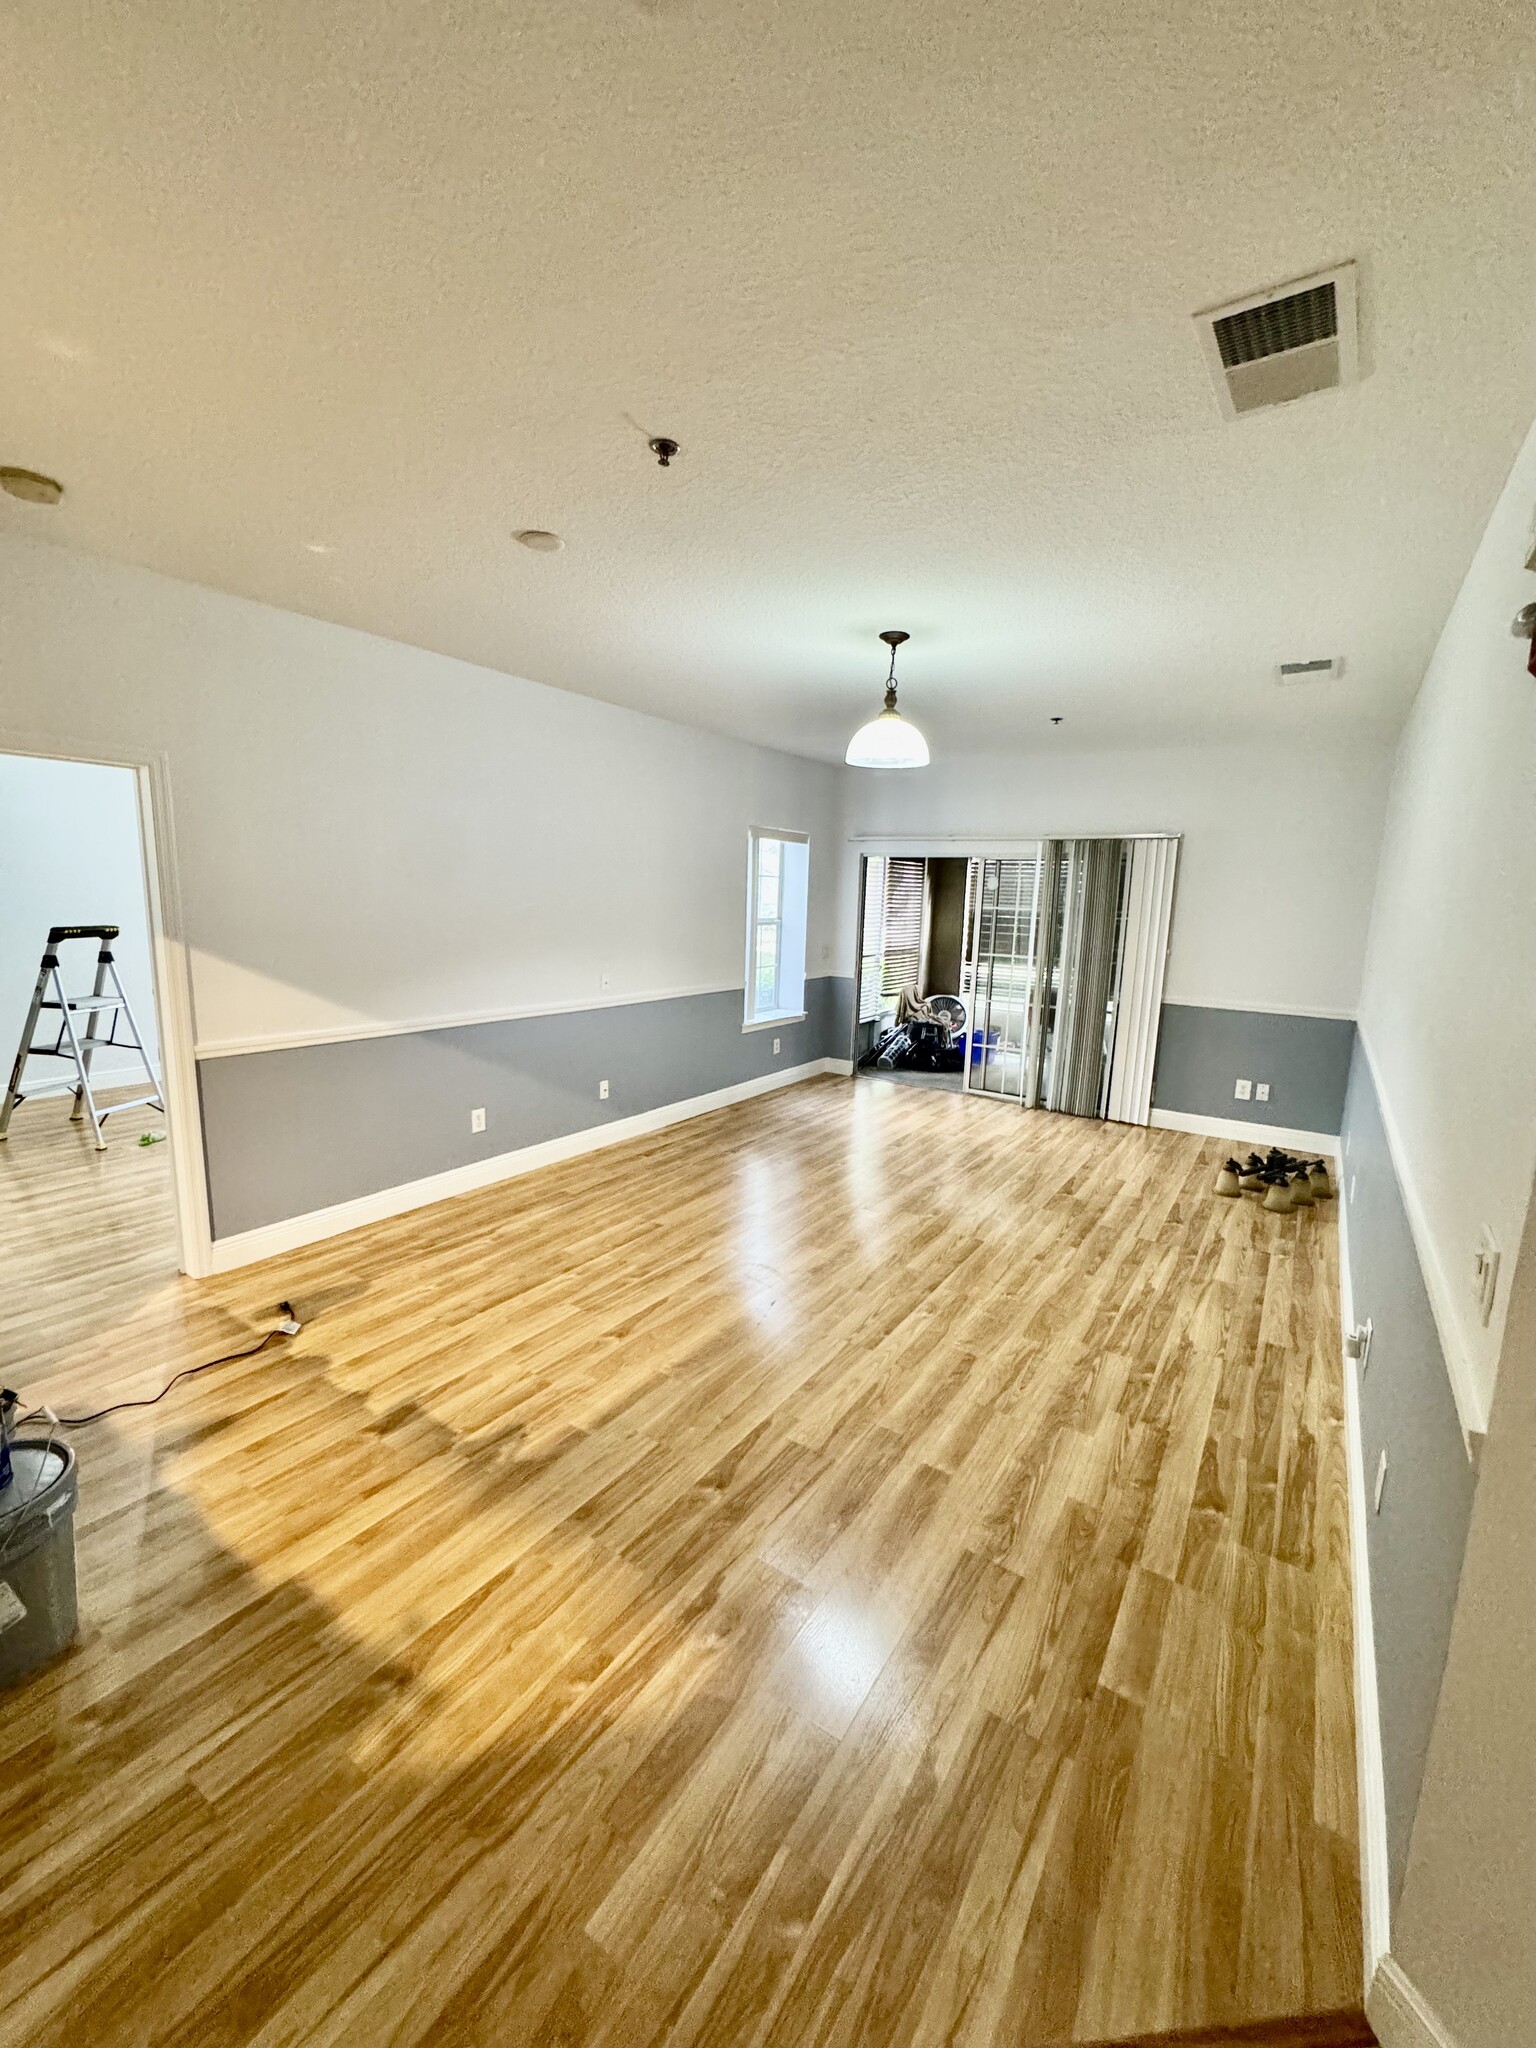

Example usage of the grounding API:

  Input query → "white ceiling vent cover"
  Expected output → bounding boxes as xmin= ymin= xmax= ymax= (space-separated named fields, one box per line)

xmin=1275 ymin=656 xmax=1343 ymax=684
xmin=1197 ymin=263 xmax=1358 ymax=419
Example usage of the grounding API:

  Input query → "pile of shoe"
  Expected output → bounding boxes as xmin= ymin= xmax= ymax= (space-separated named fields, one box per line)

xmin=1213 ymin=1148 xmax=1333 ymax=1213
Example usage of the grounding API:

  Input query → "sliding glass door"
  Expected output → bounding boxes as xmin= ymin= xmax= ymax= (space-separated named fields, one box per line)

xmin=963 ymin=855 xmax=1042 ymax=1101
xmin=962 ymin=837 xmax=1178 ymax=1124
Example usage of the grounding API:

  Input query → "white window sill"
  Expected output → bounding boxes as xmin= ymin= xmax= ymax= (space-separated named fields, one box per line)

xmin=742 ymin=1011 xmax=807 ymax=1034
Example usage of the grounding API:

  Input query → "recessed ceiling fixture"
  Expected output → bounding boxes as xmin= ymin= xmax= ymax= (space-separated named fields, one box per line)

xmin=515 ymin=529 xmax=565 ymax=552
xmin=1 ymin=466 xmax=64 ymax=505
xmin=1196 ymin=263 xmax=1359 ymax=418
xmin=846 ymin=631 xmax=930 ymax=770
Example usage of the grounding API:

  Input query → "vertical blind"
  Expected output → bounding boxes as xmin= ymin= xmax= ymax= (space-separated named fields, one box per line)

xmin=1046 ymin=839 xmax=1129 ymax=1117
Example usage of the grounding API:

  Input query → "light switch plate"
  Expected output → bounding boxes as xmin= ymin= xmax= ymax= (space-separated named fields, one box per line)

xmin=1234 ymin=1078 xmax=1252 ymax=1101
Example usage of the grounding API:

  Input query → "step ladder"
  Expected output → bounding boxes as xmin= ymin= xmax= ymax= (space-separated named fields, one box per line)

xmin=0 ymin=926 xmax=164 ymax=1151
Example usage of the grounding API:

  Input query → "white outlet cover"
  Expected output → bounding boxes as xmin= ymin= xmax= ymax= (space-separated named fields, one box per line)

xmin=1475 ymin=1226 xmax=1501 ymax=1326
xmin=1373 ymin=1448 xmax=1389 ymax=1514
xmin=1234 ymin=1078 xmax=1252 ymax=1100
xmin=772 ymin=1037 xmax=780 ymax=1054
xmin=470 ymin=1107 xmax=486 ymax=1133
xmin=599 ymin=1079 xmax=609 ymax=1099
xmin=1254 ymin=1082 xmax=1270 ymax=1102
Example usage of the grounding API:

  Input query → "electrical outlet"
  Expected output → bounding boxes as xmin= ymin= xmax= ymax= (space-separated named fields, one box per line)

xmin=1254 ymin=1082 xmax=1270 ymax=1103
xmin=1350 ymin=1174 xmax=1358 ymax=1204
xmin=600 ymin=972 xmax=611 ymax=993
xmin=1345 ymin=1317 xmax=1374 ymax=1375
xmin=1474 ymin=1227 xmax=1501 ymax=1326
xmin=1234 ymin=1078 xmax=1252 ymax=1101
xmin=599 ymin=1079 xmax=609 ymax=1100
xmin=772 ymin=1037 xmax=781 ymax=1055
xmin=1373 ymin=1447 xmax=1389 ymax=1514
xmin=820 ymin=944 xmax=831 ymax=963
xmin=470 ymin=1107 xmax=486 ymax=1134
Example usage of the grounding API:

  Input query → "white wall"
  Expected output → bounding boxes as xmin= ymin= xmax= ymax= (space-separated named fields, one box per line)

xmin=0 ymin=534 xmax=842 ymax=1060
xmin=0 ymin=751 xmax=158 ymax=1081
xmin=1356 ymin=417 xmax=1536 ymax=1429
xmin=835 ymin=737 xmax=1393 ymax=1018
xmin=1386 ymin=1165 xmax=1536 ymax=2048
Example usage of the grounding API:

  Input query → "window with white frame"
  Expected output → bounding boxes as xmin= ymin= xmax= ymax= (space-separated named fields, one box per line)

xmin=744 ymin=829 xmax=809 ymax=1027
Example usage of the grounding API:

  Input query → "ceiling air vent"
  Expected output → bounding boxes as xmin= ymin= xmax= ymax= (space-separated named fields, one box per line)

xmin=1197 ymin=263 xmax=1358 ymax=419
xmin=1276 ymin=657 xmax=1343 ymax=685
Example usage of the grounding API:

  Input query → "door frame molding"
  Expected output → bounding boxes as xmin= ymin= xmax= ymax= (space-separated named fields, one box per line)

xmin=0 ymin=728 xmax=213 ymax=1279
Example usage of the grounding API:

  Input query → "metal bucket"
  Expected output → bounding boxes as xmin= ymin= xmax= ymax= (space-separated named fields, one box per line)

xmin=0 ymin=1439 xmax=79 ymax=1687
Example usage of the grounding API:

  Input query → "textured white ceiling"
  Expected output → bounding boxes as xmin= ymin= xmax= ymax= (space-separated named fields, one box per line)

xmin=3 ymin=0 xmax=1535 ymax=760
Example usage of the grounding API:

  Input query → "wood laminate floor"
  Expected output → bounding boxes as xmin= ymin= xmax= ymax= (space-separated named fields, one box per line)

xmin=0 ymin=1077 xmax=1365 ymax=2047
xmin=0 ymin=1085 xmax=181 ymax=1390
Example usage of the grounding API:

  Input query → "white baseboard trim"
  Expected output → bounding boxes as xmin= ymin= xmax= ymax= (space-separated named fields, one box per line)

xmin=1148 ymin=1107 xmax=1340 ymax=1155
xmin=1354 ymin=1028 xmax=1487 ymax=1444
xmin=1368 ymin=1956 xmax=1459 ymax=2048
xmin=207 ymin=1057 xmax=848 ymax=1273
xmin=1340 ymin=1190 xmax=1392 ymax=1995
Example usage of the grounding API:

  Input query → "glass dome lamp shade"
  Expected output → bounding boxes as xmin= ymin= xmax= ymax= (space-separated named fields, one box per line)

xmin=845 ymin=630 xmax=930 ymax=769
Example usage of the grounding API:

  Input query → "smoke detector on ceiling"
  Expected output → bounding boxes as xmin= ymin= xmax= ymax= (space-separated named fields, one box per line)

xmin=1275 ymin=656 xmax=1343 ymax=685
xmin=1196 ymin=263 xmax=1359 ymax=419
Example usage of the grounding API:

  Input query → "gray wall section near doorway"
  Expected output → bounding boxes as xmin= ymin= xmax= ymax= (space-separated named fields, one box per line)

xmin=1151 ymin=1005 xmax=1355 ymax=1134
xmin=198 ymin=975 xmax=854 ymax=1239
xmin=1339 ymin=1037 xmax=1478 ymax=1906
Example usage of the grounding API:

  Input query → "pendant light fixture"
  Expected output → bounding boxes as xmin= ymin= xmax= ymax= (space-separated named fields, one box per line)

xmin=845 ymin=630 xmax=930 ymax=769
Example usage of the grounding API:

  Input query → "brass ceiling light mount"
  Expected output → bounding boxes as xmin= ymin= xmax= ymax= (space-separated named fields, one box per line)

xmin=1 ymin=467 xmax=64 ymax=506
xmin=648 ymin=437 xmax=680 ymax=468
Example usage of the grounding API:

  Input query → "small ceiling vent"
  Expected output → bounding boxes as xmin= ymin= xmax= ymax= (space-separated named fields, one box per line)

xmin=1275 ymin=656 xmax=1343 ymax=685
xmin=1197 ymin=263 xmax=1358 ymax=418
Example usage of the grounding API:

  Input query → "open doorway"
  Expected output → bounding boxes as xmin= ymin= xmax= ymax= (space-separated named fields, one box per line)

xmin=0 ymin=751 xmax=184 ymax=1382
xmin=854 ymin=856 xmax=972 ymax=1093
xmin=853 ymin=840 xmax=1179 ymax=1123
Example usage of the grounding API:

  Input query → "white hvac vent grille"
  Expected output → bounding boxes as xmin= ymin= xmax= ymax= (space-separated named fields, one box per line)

xmin=1197 ymin=263 xmax=1358 ymax=419
xmin=1276 ymin=656 xmax=1343 ymax=684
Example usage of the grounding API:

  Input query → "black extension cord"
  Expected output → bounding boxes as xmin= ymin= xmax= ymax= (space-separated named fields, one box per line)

xmin=13 ymin=1304 xmax=302 ymax=1430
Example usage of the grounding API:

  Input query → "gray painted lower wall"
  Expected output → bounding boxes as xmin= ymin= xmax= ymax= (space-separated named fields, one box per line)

xmin=1152 ymin=1005 xmax=1355 ymax=1134
xmin=1340 ymin=1036 xmax=1477 ymax=1906
xmin=198 ymin=975 xmax=854 ymax=1238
